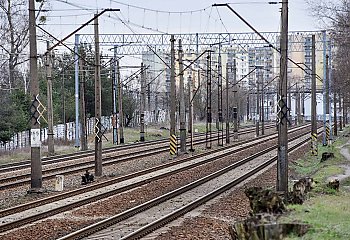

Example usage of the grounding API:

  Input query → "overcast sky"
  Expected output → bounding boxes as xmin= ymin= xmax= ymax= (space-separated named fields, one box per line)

xmin=41 ymin=0 xmax=321 ymax=43
xmin=38 ymin=0 xmax=323 ymax=69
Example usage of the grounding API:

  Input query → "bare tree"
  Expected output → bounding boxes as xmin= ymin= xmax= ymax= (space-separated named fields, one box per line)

xmin=307 ymin=0 xmax=350 ymax=99
xmin=0 ymin=0 xmax=29 ymax=92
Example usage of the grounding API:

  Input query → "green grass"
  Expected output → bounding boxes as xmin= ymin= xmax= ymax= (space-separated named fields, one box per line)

xmin=282 ymin=126 xmax=350 ymax=239
xmin=0 ymin=150 xmax=30 ymax=165
xmin=282 ymin=193 xmax=350 ymax=240
xmin=342 ymin=177 xmax=350 ymax=186
xmin=291 ymin=142 xmax=345 ymax=181
xmin=193 ymin=122 xmax=207 ymax=133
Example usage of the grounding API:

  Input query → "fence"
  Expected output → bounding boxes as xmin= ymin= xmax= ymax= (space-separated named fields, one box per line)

xmin=0 ymin=110 xmax=170 ymax=152
xmin=0 ymin=116 xmax=112 ymax=151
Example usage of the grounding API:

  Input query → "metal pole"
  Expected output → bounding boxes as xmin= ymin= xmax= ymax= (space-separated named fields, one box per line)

xmin=147 ymin=80 xmax=151 ymax=113
xmin=343 ymin=94 xmax=347 ymax=126
xmin=301 ymin=86 xmax=305 ymax=123
xmin=178 ymin=39 xmax=187 ymax=153
xmin=322 ymin=30 xmax=327 ymax=146
xmin=169 ymin=35 xmax=177 ymax=156
xmin=94 ymin=14 xmax=102 ymax=176
xmin=46 ymin=41 xmax=54 ymax=156
xmin=218 ymin=49 xmax=224 ymax=146
xmin=256 ymin=71 xmax=260 ymax=137
xmin=74 ymin=34 xmax=80 ymax=148
xmin=334 ymin=91 xmax=337 ymax=136
xmin=288 ymin=79 xmax=292 ymax=127
xmin=294 ymin=83 xmax=298 ymax=126
xmin=277 ymin=0 xmax=289 ymax=193
xmin=155 ymin=92 xmax=159 ymax=122
xmin=311 ymin=35 xmax=318 ymax=156
xmin=226 ymin=63 xmax=230 ymax=144
xmin=140 ymin=63 xmax=146 ymax=142
xmin=246 ymin=94 xmax=250 ymax=122
xmin=328 ymin=42 xmax=333 ymax=142
xmin=79 ymin=50 xmax=87 ymax=150
xmin=112 ymin=49 xmax=118 ymax=144
xmin=62 ymin=71 xmax=67 ymax=142
xmin=325 ymin=54 xmax=330 ymax=144
xmin=261 ymin=73 xmax=265 ymax=135
xmin=339 ymin=91 xmax=343 ymax=131
xmin=233 ymin=59 xmax=238 ymax=140
xmin=206 ymin=53 xmax=212 ymax=149
xmin=296 ymin=83 xmax=301 ymax=125
xmin=29 ymin=0 xmax=42 ymax=191
xmin=188 ymin=75 xmax=194 ymax=151
xmin=117 ymin=59 xmax=124 ymax=143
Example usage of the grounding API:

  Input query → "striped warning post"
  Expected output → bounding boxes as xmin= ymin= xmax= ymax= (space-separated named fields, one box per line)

xmin=311 ymin=133 xmax=318 ymax=156
xmin=326 ymin=124 xmax=330 ymax=142
xmin=170 ymin=134 xmax=177 ymax=155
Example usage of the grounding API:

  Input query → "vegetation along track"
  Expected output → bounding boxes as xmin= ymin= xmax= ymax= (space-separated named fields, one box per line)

xmin=0 ymin=125 xmax=277 ymax=189
xmin=0 ymin=125 xmax=310 ymax=235
xmin=58 ymin=126 xmax=320 ymax=240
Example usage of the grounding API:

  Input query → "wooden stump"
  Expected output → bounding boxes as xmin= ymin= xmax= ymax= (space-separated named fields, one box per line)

xmin=230 ymin=215 xmax=310 ymax=240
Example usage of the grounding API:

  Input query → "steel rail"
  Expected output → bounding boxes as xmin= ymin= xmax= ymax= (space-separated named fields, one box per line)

xmin=0 ymin=124 xmax=264 ymax=174
xmin=0 ymin=125 xmax=309 ymax=234
xmin=0 ymin=125 xmax=277 ymax=189
xmin=60 ymin=128 xmax=318 ymax=240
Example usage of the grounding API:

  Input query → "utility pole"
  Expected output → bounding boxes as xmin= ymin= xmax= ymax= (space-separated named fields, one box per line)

xmin=261 ymin=73 xmax=265 ymax=135
xmin=226 ymin=62 xmax=230 ymax=144
xmin=188 ymin=75 xmax=194 ymax=151
xmin=117 ymin=59 xmax=124 ymax=143
xmin=288 ymin=80 xmax=292 ymax=127
xmin=256 ymin=71 xmax=260 ymax=137
xmin=155 ymin=92 xmax=159 ymax=122
xmin=328 ymin=42 xmax=333 ymax=143
xmin=246 ymin=94 xmax=250 ymax=123
xmin=94 ymin=14 xmax=102 ymax=176
xmin=74 ymin=34 xmax=80 ymax=148
xmin=178 ymin=39 xmax=187 ymax=153
xmin=322 ymin=30 xmax=328 ymax=146
xmin=334 ymin=91 xmax=337 ymax=136
xmin=29 ymin=0 xmax=43 ymax=192
xmin=46 ymin=41 xmax=54 ymax=156
xmin=343 ymin=94 xmax=347 ymax=126
xmin=206 ymin=53 xmax=212 ymax=149
xmin=112 ymin=52 xmax=118 ymax=144
xmin=147 ymin=80 xmax=151 ymax=114
xmin=311 ymin=35 xmax=318 ymax=156
xmin=217 ymin=50 xmax=224 ymax=146
xmin=233 ymin=59 xmax=238 ymax=140
xmin=296 ymin=83 xmax=301 ymax=125
xmin=277 ymin=0 xmax=289 ymax=194
xmin=301 ymin=86 xmax=305 ymax=123
xmin=169 ymin=35 xmax=177 ymax=156
xmin=339 ymin=91 xmax=343 ymax=131
xmin=62 ymin=70 xmax=67 ymax=142
xmin=325 ymin=54 xmax=330 ymax=144
xmin=79 ymin=50 xmax=87 ymax=151
xmin=140 ymin=63 xmax=146 ymax=142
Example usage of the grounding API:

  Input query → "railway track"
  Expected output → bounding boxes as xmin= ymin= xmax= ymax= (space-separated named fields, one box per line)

xmin=0 ymin=125 xmax=310 ymax=237
xmin=0 ymin=125 xmax=276 ymax=190
xmin=60 ymin=127 xmax=319 ymax=240
xmin=0 ymin=125 xmax=261 ymax=174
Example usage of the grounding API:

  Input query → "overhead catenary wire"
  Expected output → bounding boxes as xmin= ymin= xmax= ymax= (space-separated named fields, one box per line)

xmin=110 ymin=0 xmax=211 ymax=14
xmin=212 ymin=3 xmax=324 ymax=82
